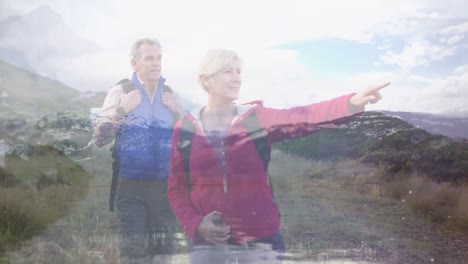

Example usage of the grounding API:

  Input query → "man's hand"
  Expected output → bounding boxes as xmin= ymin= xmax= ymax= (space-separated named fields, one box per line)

xmin=162 ymin=92 xmax=185 ymax=118
xmin=349 ymin=82 xmax=390 ymax=113
xmin=197 ymin=211 xmax=231 ymax=245
xmin=93 ymin=122 xmax=118 ymax=148
xmin=119 ymin=90 xmax=142 ymax=114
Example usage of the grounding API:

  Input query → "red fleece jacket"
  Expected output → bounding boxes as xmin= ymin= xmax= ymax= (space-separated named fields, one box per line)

xmin=167 ymin=93 xmax=360 ymax=244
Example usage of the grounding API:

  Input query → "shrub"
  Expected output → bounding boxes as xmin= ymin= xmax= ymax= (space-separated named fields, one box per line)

xmin=0 ymin=187 xmax=60 ymax=251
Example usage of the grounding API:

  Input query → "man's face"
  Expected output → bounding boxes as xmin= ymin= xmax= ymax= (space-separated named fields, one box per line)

xmin=131 ymin=43 xmax=162 ymax=85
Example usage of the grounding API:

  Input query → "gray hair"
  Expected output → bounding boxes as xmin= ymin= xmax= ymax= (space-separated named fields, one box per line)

xmin=130 ymin=38 xmax=161 ymax=60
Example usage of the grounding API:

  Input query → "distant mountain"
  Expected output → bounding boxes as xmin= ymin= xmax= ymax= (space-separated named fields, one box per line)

xmin=275 ymin=112 xmax=468 ymax=183
xmin=0 ymin=59 xmax=106 ymax=116
xmin=379 ymin=110 xmax=468 ymax=140
xmin=440 ymin=107 xmax=468 ymax=118
xmin=0 ymin=5 xmax=102 ymax=81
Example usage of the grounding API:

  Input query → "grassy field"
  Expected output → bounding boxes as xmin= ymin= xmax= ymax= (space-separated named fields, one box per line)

xmin=270 ymin=150 xmax=468 ymax=263
xmin=1 ymin=149 xmax=468 ymax=263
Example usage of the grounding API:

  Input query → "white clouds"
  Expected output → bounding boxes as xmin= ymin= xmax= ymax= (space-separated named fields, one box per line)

xmin=453 ymin=64 xmax=468 ymax=75
xmin=54 ymin=51 xmax=129 ymax=91
xmin=372 ymin=3 xmax=468 ymax=75
xmin=441 ymin=21 xmax=468 ymax=35
xmin=375 ymin=12 xmax=442 ymax=37
xmin=380 ymin=41 xmax=457 ymax=71
xmin=420 ymin=70 xmax=468 ymax=112
xmin=440 ymin=21 xmax=468 ymax=46
xmin=378 ymin=16 xmax=467 ymax=72
xmin=446 ymin=34 xmax=465 ymax=45
xmin=62 ymin=0 xmax=416 ymax=48
xmin=2 ymin=0 xmax=468 ymax=113
xmin=371 ymin=66 xmax=468 ymax=113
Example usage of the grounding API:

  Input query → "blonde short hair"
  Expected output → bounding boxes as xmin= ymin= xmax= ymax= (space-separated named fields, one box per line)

xmin=198 ymin=49 xmax=242 ymax=90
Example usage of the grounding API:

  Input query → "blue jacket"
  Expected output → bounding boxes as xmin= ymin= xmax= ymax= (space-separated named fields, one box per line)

xmin=114 ymin=73 xmax=174 ymax=179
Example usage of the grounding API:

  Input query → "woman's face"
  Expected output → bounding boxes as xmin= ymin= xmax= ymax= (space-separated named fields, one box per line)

xmin=205 ymin=59 xmax=242 ymax=101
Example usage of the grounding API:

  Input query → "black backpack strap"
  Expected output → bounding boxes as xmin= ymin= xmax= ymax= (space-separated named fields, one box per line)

xmin=116 ymin=78 xmax=135 ymax=93
xmin=162 ymin=85 xmax=181 ymax=125
xmin=107 ymin=79 xmax=134 ymax=212
xmin=116 ymin=80 xmax=179 ymax=123
xmin=117 ymin=79 xmax=174 ymax=95
xmin=241 ymin=112 xmax=270 ymax=170
xmin=162 ymin=84 xmax=173 ymax=93
xmin=109 ymin=145 xmax=120 ymax=211
xmin=177 ymin=116 xmax=196 ymax=190
xmin=242 ymin=112 xmax=278 ymax=202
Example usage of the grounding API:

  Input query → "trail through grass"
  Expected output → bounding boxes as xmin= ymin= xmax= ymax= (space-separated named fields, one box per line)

xmin=3 ymin=150 xmax=468 ymax=263
xmin=270 ymin=150 xmax=468 ymax=264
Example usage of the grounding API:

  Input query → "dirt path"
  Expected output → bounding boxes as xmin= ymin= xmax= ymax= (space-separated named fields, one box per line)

xmin=5 ymin=151 xmax=468 ymax=263
xmin=273 ymin=175 xmax=468 ymax=264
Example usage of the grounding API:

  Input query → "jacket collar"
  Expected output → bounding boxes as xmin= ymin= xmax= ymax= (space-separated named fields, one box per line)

xmin=133 ymin=72 xmax=166 ymax=88
xmin=188 ymin=101 xmax=261 ymax=131
xmin=132 ymin=72 xmax=166 ymax=103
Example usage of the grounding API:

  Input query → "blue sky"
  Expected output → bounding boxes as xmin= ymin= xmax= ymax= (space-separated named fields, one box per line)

xmin=1 ymin=0 xmax=468 ymax=113
xmin=278 ymin=38 xmax=399 ymax=80
xmin=279 ymin=32 xmax=467 ymax=82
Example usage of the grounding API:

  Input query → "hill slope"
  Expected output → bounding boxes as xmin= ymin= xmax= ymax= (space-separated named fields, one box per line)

xmin=0 ymin=60 xmax=105 ymax=117
xmin=274 ymin=112 xmax=468 ymax=183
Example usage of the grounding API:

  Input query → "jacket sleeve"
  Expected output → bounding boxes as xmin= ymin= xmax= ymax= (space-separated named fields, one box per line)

xmin=92 ymin=85 xmax=124 ymax=147
xmin=167 ymin=122 xmax=204 ymax=240
xmin=255 ymin=93 xmax=363 ymax=142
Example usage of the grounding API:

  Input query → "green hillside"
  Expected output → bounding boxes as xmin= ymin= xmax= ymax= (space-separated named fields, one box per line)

xmin=1 ymin=145 xmax=91 ymax=253
xmin=0 ymin=61 xmax=97 ymax=254
xmin=0 ymin=60 xmax=105 ymax=117
xmin=274 ymin=112 xmax=468 ymax=183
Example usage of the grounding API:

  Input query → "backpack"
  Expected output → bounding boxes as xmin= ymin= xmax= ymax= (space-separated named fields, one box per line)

xmin=177 ymin=111 xmax=275 ymax=193
xmin=118 ymin=78 xmax=175 ymax=100
xmin=108 ymin=79 xmax=176 ymax=211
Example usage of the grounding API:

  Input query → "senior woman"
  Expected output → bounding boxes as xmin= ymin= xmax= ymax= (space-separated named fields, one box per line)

xmin=168 ymin=49 xmax=389 ymax=263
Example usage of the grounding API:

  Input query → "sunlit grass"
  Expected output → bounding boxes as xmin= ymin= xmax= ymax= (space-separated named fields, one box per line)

xmin=302 ymin=156 xmax=468 ymax=232
xmin=3 ymin=149 xmax=467 ymax=263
